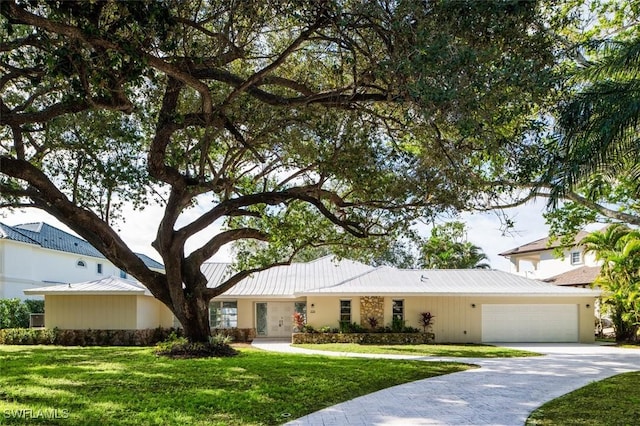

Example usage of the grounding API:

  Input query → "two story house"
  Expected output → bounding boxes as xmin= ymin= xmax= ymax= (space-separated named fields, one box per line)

xmin=499 ymin=230 xmax=601 ymax=288
xmin=0 ymin=222 xmax=164 ymax=300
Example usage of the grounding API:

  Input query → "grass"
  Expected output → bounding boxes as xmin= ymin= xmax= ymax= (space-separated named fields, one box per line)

xmin=526 ymin=372 xmax=640 ymax=425
xmin=0 ymin=345 xmax=472 ymax=425
xmin=293 ymin=343 xmax=541 ymax=358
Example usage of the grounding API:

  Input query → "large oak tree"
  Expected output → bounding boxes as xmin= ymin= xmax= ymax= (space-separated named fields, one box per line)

xmin=0 ymin=0 xmax=556 ymax=342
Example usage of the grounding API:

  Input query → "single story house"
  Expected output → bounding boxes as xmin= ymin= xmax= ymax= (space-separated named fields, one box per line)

xmin=26 ymin=256 xmax=601 ymax=343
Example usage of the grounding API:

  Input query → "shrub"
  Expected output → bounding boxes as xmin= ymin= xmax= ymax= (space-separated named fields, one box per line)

xmin=154 ymin=333 xmax=237 ymax=358
xmin=419 ymin=312 xmax=435 ymax=332
xmin=391 ymin=318 xmax=405 ymax=332
xmin=0 ymin=327 xmax=180 ymax=346
xmin=23 ymin=299 xmax=45 ymax=314
xmin=292 ymin=312 xmax=305 ymax=331
xmin=301 ymin=324 xmax=316 ymax=333
xmin=339 ymin=322 xmax=365 ymax=333
xmin=0 ymin=299 xmax=30 ymax=329
xmin=367 ymin=316 xmax=379 ymax=329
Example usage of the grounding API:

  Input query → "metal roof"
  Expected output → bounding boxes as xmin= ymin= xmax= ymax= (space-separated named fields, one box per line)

xmin=204 ymin=256 xmax=375 ymax=297
xmin=0 ymin=222 xmax=164 ymax=270
xmin=297 ymin=266 xmax=601 ymax=297
xmin=23 ymin=276 xmax=151 ymax=296
xmin=24 ymin=256 xmax=601 ymax=299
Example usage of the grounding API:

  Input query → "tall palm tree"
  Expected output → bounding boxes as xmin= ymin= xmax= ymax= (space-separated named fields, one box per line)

xmin=548 ymin=37 xmax=640 ymax=201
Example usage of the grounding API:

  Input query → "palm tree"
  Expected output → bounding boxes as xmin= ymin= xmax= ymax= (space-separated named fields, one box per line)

xmin=419 ymin=222 xmax=491 ymax=269
xmin=548 ymin=37 xmax=640 ymax=201
xmin=582 ymin=225 xmax=640 ymax=341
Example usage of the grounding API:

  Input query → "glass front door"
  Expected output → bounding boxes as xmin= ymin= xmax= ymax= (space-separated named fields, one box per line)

xmin=256 ymin=303 xmax=268 ymax=336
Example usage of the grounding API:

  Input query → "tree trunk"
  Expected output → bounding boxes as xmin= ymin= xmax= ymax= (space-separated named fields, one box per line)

xmin=173 ymin=295 xmax=212 ymax=343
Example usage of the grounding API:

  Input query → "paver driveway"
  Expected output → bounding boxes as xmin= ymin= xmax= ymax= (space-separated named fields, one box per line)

xmin=251 ymin=340 xmax=640 ymax=425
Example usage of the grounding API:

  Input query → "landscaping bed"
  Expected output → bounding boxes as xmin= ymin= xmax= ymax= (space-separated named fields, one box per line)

xmin=292 ymin=331 xmax=435 ymax=344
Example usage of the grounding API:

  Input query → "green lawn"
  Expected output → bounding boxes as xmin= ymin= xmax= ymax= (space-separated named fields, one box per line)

xmin=526 ymin=371 xmax=640 ymax=425
xmin=293 ymin=343 xmax=541 ymax=358
xmin=0 ymin=345 xmax=472 ymax=425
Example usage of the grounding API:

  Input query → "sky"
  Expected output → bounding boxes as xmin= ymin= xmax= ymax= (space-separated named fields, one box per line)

xmin=0 ymin=198 xmax=553 ymax=273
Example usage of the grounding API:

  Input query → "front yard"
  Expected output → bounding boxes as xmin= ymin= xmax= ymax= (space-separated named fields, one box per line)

xmin=526 ymin=371 xmax=640 ymax=425
xmin=0 ymin=345 xmax=472 ymax=425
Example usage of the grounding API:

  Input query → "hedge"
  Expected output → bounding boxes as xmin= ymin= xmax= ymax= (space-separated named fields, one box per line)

xmin=0 ymin=327 xmax=257 ymax=346
xmin=292 ymin=332 xmax=435 ymax=345
xmin=0 ymin=327 xmax=181 ymax=346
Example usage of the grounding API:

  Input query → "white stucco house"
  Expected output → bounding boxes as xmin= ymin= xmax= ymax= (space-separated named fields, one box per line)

xmin=0 ymin=222 xmax=164 ymax=300
xmin=499 ymin=230 xmax=601 ymax=288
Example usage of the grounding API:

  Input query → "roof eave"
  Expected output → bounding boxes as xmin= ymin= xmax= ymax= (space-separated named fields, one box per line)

xmin=296 ymin=291 xmax=601 ymax=297
xmin=24 ymin=290 xmax=147 ymax=296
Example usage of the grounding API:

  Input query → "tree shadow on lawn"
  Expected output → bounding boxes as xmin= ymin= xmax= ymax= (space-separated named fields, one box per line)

xmin=0 ymin=346 xmax=472 ymax=425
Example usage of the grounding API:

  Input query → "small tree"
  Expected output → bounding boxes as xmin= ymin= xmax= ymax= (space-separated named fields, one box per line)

xmin=419 ymin=312 xmax=435 ymax=333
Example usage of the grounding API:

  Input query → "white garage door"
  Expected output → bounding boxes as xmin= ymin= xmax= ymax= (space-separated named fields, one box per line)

xmin=482 ymin=304 xmax=578 ymax=343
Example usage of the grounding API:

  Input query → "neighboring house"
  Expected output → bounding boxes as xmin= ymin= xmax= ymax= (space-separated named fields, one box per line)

xmin=499 ymin=230 xmax=601 ymax=285
xmin=0 ymin=222 xmax=164 ymax=300
xmin=27 ymin=256 xmax=600 ymax=343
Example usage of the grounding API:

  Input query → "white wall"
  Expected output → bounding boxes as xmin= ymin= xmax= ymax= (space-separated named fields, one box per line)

xmin=0 ymin=240 xmax=129 ymax=300
xmin=508 ymin=248 xmax=600 ymax=280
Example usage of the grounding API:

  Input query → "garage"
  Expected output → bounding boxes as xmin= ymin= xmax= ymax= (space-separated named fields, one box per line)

xmin=481 ymin=304 xmax=579 ymax=343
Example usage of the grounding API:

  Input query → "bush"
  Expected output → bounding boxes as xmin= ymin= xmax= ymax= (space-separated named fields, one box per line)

xmin=339 ymin=322 xmax=366 ymax=333
xmin=154 ymin=333 xmax=238 ymax=358
xmin=23 ymin=299 xmax=45 ymax=314
xmin=0 ymin=327 xmax=180 ymax=346
xmin=292 ymin=312 xmax=305 ymax=331
xmin=366 ymin=316 xmax=379 ymax=329
xmin=0 ymin=299 xmax=30 ymax=329
xmin=419 ymin=312 xmax=435 ymax=332
xmin=0 ymin=327 xmax=56 ymax=345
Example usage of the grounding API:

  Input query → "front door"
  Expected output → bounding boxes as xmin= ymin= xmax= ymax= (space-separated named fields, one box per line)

xmin=255 ymin=302 xmax=294 ymax=337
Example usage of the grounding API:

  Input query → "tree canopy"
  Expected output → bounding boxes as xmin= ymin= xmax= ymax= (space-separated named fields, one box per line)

xmin=1 ymin=0 xmax=557 ymax=341
xmin=419 ymin=221 xmax=490 ymax=269
xmin=526 ymin=0 xmax=640 ymax=242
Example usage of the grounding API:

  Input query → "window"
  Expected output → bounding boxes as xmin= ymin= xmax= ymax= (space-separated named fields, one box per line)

xmin=210 ymin=301 xmax=238 ymax=328
xmin=392 ymin=299 xmax=404 ymax=321
xmin=119 ymin=269 xmax=127 ymax=279
xmin=340 ymin=300 xmax=351 ymax=324
xmin=76 ymin=260 xmax=86 ymax=268
xmin=97 ymin=263 xmax=103 ymax=274
xmin=570 ymin=251 xmax=582 ymax=265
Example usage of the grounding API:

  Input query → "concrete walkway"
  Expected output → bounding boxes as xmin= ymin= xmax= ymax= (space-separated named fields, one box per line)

xmin=251 ymin=339 xmax=640 ymax=425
